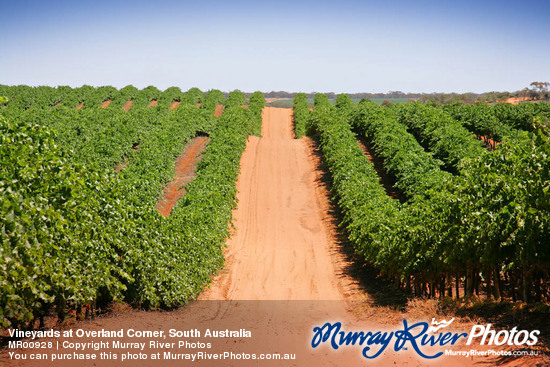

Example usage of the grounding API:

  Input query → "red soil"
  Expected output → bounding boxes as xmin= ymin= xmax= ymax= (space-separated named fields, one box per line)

xmin=114 ymin=161 xmax=127 ymax=173
xmin=76 ymin=102 xmax=84 ymax=109
xmin=169 ymin=101 xmax=180 ymax=110
xmin=214 ymin=104 xmax=224 ymax=117
xmin=156 ymin=137 xmax=210 ymax=217
xmin=123 ymin=100 xmax=133 ymax=111
xmin=114 ymin=155 xmax=130 ymax=172
xmin=53 ymin=102 xmax=61 ymax=107
xmin=478 ymin=135 xmax=499 ymax=151
xmin=101 ymin=100 xmax=111 ymax=109
xmin=148 ymin=100 xmax=158 ymax=108
xmin=503 ymin=97 xmax=531 ymax=105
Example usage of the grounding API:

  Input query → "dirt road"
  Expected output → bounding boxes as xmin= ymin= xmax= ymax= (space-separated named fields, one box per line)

xmin=201 ymin=107 xmax=352 ymax=301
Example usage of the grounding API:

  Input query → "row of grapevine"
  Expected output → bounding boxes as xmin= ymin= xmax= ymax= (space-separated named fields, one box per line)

xmin=351 ymin=99 xmax=451 ymax=200
xmin=0 ymin=85 xmax=265 ymax=328
xmin=305 ymin=95 xmax=550 ymax=302
xmin=0 ymin=85 xmax=263 ymax=111
xmin=392 ymin=102 xmax=484 ymax=173
xmin=1 ymin=114 xmax=130 ymax=327
xmin=492 ymin=102 xmax=550 ymax=131
xmin=247 ymin=91 xmax=266 ymax=136
xmin=442 ymin=103 xmax=515 ymax=143
xmin=308 ymin=104 xmax=403 ymax=275
xmin=292 ymin=93 xmax=309 ymax=138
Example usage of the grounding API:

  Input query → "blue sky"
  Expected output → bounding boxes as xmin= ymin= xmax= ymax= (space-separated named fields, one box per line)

xmin=1 ymin=0 xmax=549 ymax=93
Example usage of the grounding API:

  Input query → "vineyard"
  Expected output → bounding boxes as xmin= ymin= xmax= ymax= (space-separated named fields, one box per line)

xmin=295 ymin=93 xmax=550 ymax=302
xmin=0 ymin=85 xmax=265 ymax=328
xmin=1 ymin=84 xmax=550 ymax=336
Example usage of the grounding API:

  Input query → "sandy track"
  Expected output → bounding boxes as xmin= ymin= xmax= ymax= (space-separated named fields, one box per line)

xmin=200 ymin=107 xmax=350 ymax=301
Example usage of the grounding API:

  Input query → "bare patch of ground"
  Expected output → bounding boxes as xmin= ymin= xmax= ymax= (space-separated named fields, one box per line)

xmin=155 ymin=137 xmax=209 ymax=217
xmin=503 ymin=97 xmax=532 ymax=105
xmin=214 ymin=104 xmax=224 ymax=117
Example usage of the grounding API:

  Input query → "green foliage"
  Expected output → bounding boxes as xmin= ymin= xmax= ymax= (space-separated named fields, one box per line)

xmin=313 ymin=93 xmax=331 ymax=109
xmin=0 ymin=85 xmax=262 ymax=327
xmin=139 ymin=86 xmax=162 ymax=104
xmin=161 ymin=87 xmax=184 ymax=106
xmin=225 ymin=90 xmax=246 ymax=108
xmin=353 ymin=100 xmax=451 ymax=200
xmin=308 ymin=100 xmax=550 ymax=295
xmin=0 ymin=115 xmax=128 ymax=328
xmin=334 ymin=94 xmax=354 ymax=110
xmin=202 ymin=90 xmax=225 ymax=113
xmin=449 ymin=132 xmax=550 ymax=270
xmin=248 ymin=91 xmax=265 ymax=136
xmin=443 ymin=103 xmax=514 ymax=142
xmin=292 ymin=93 xmax=309 ymax=138
xmin=308 ymin=105 xmax=403 ymax=275
xmin=393 ymin=102 xmax=484 ymax=173
xmin=182 ymin=87 xmax=203 ymax=105
xmin=493 ymin=103 xmax=538 ymax=131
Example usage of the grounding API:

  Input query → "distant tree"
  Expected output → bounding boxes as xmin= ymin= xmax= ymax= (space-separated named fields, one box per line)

xmin=517 ymin=88 xmax=529 ymax=99
xmin=528 ymin=89 xmax=539 ymax=100
xmin=530 ymin=81 xmax=550 ymax=100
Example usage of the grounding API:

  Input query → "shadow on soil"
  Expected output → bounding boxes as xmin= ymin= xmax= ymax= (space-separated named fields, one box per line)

xmin=308 ymin=135 xmax=409 ymax=311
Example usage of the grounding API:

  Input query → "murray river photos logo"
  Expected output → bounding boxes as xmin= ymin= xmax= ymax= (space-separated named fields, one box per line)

xmin=311 ymin=318 xmax=540 ymax=359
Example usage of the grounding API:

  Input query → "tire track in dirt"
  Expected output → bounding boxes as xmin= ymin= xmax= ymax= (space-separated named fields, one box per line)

xmin=199 ymin=107 xmax=353 ymax=301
